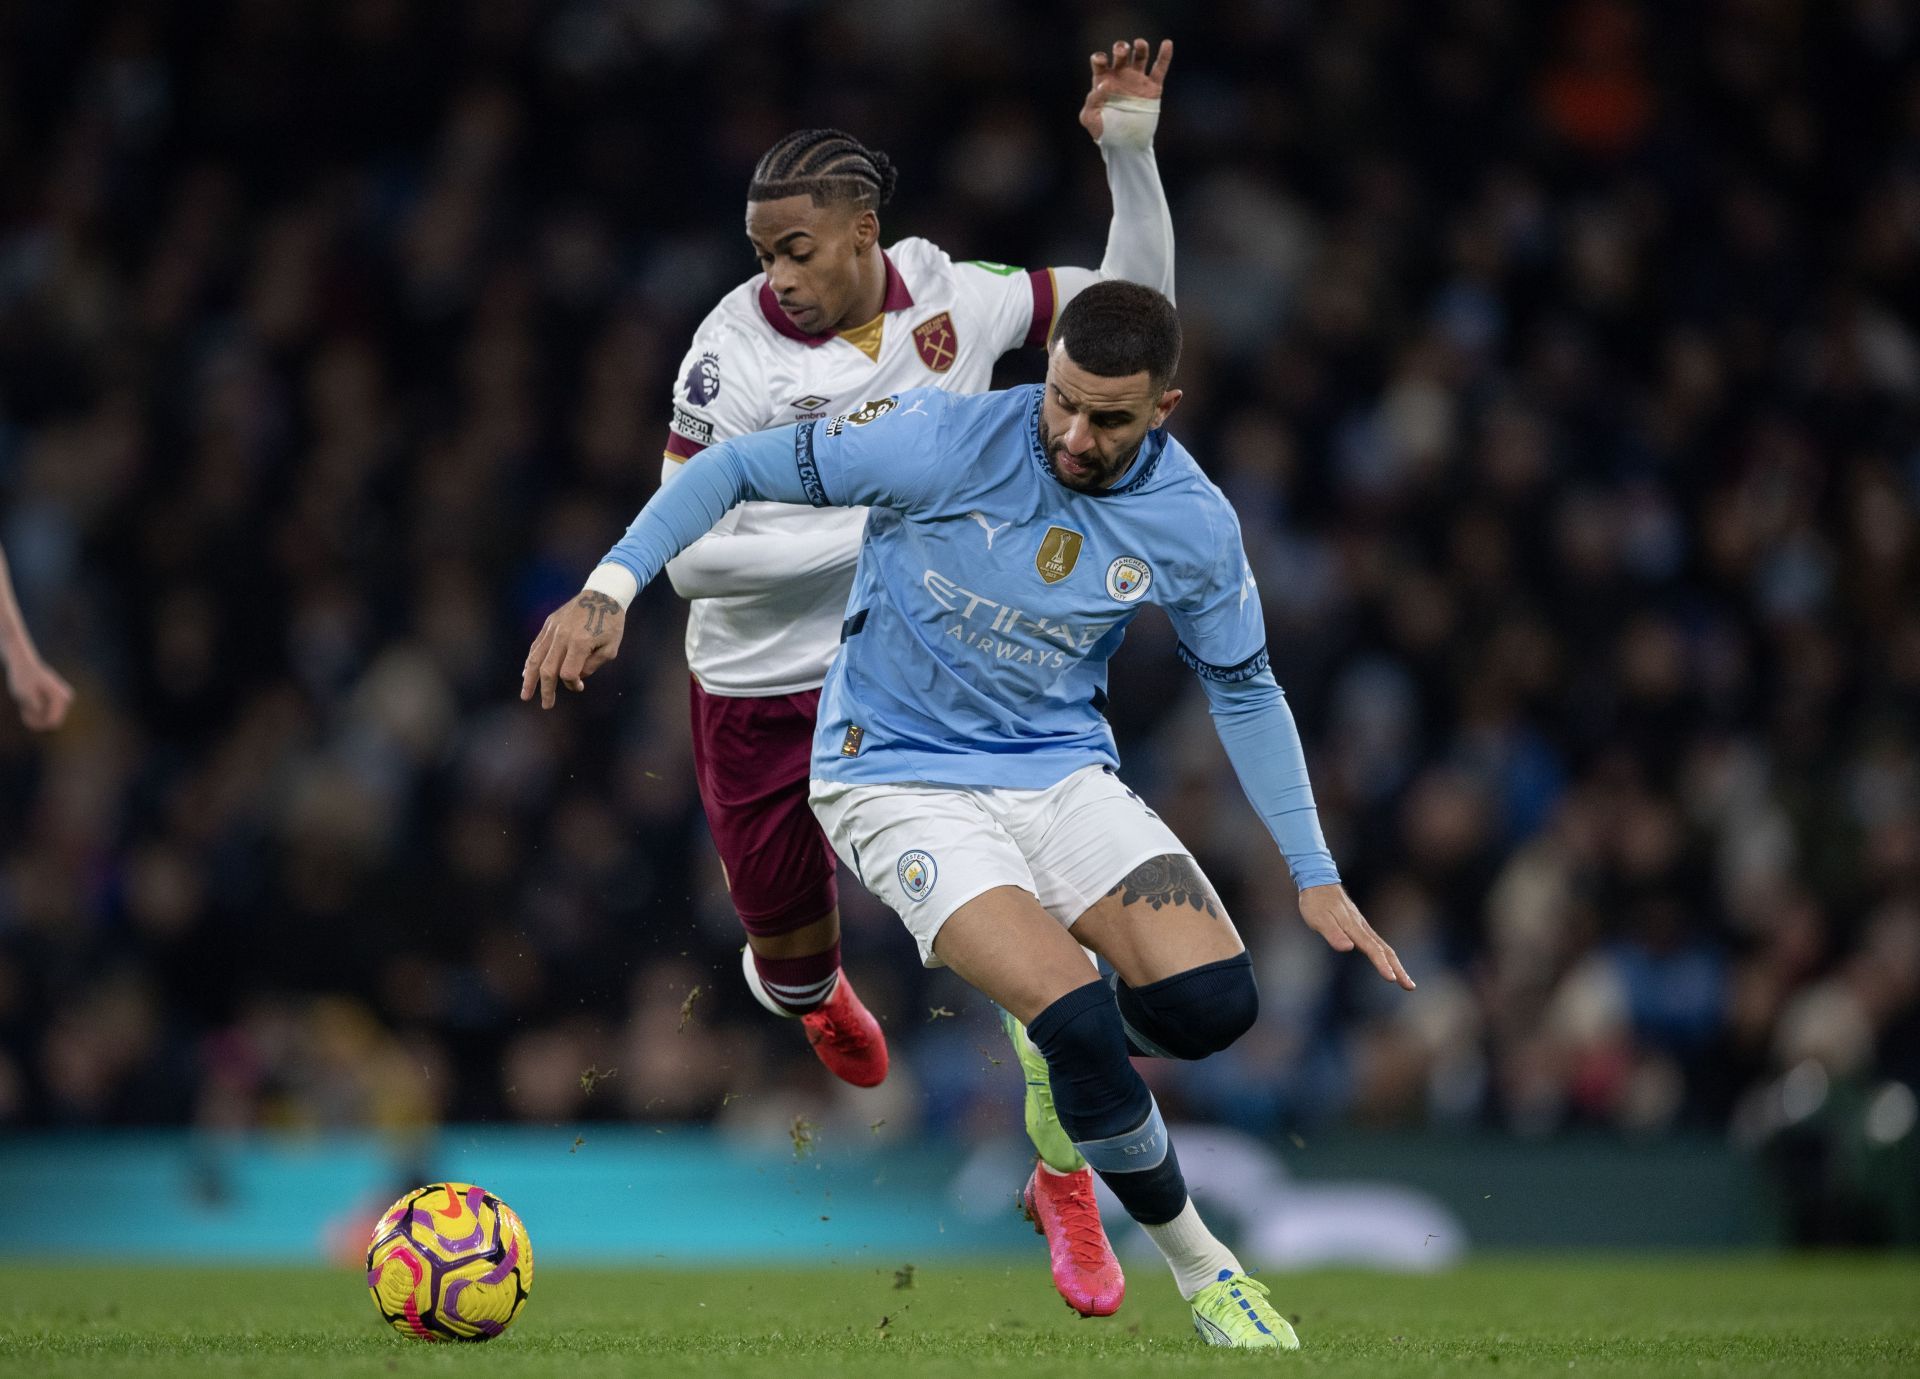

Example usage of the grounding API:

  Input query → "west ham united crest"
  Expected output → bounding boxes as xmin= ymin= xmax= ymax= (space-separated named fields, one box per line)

xmin=1035 ymin=526 xmax=1084 ymax=584
xmin=912 ymin=312 xmax=958 ymax=373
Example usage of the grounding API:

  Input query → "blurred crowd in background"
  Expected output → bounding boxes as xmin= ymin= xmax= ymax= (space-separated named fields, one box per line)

xmin=1 ymin=0 xmax=1917 ymax=1224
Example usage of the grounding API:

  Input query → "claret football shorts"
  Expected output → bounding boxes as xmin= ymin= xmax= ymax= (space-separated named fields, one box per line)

xmin=689 ymin=678 xmax=837 ymax=935
xmin=809 ymin=764 xmax=1190 ymax=966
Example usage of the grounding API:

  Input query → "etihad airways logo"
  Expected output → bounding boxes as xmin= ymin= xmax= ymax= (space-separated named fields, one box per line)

xmin=924 ymin=568 xmax=1111 ymax=669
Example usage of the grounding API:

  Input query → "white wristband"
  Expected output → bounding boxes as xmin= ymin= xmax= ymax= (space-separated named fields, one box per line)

xmin=584 ymin=562 xmax=639 ymax=610
xmin=1098 ymin=95 xmax=1160 ymax=154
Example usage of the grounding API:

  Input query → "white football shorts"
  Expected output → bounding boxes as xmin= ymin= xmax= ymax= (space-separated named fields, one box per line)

xmin=809 ymin=763 xmax=1190 ymax=967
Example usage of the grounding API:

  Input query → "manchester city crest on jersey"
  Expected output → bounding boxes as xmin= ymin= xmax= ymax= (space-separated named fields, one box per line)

xmin=1105 ymin=556 xmax=1152 ymax=603
xmin=1035 ymin=526 xmax=1084 ymax=584
xmin=912 ymin=312 xmax=958 ymax=373
xmin=897 ymin=849 xmax=937 ymax=902
xmin=683 ymin=350 xmax=721 ymax=406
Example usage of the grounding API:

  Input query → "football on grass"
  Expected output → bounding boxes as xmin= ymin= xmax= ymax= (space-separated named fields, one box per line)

xmin=366 ymin=1181 xmax=533 ymax=1341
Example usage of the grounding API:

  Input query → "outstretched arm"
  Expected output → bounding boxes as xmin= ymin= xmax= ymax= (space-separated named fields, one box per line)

xmin=1059 ymin=38 xmax=1176 ymax=302
xmin=520 ymin=425 xmax=807 ymax=707
xmin=0 ymin=542 xmax=72 ymax=732
xmin=521 ymin=391 xmax=952 ymax=707
xmin=1170 ymin=507 xmax=1412 ymax=989
xmin=1198 ymin=668 xmax=1415 ymax=991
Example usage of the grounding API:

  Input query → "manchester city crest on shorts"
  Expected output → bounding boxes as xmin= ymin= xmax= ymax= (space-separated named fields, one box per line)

xmin=1105 ymin=556 xmax=1152 ymax=603
xmin=897 ymin=850 xmax=937 ymax=903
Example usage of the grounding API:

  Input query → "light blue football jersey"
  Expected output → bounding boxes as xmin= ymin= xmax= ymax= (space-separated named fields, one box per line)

xmin=602 ymin=383 xmax=1339 ymax=887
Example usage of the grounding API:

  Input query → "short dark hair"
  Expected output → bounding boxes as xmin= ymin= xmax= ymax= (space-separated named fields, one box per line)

xmin=1053 ymin=280 xmax=1181 ymax=387
xmin=749 ymin=129 xmax=898 ymax=210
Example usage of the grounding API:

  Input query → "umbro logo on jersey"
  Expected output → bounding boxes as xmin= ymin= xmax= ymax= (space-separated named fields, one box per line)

xmin=791 ymin=395 xmax=830 ymax=412
xmin=1035 ymin=526 xmax=1084 ymax=584
xmin=912 ymin=312 xmax=958 ymax=373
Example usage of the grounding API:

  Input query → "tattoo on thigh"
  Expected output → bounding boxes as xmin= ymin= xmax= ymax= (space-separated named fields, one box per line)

xmin=1106 ymin=855 xmax=1220 ymax=918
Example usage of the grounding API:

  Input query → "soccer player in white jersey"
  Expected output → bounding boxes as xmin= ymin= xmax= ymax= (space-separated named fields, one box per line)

xmin=525 ymin=282 xmax=1416 ymax=1348
xmin=647 ymin=41 xmax=1173 ymax=1315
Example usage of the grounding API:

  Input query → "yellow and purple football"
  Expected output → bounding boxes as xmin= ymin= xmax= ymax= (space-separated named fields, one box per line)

xmin=365 ymin=1182 xmax=532 ymax=1341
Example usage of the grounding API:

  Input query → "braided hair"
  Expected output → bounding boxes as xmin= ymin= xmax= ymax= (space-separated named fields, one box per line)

xmin=748 ymin=129 xmax=898 ymax=210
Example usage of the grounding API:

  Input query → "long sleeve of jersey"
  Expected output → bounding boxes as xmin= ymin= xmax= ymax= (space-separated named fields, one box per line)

xmin=658 ymin=520 xmax=863 ymax=599
xmin=1164 ymin=498 xmax=1340 ymax=890
xmin=1199 ymin=670 xmax=1341 ymax=890
xmin=1052 ymin=104 xmax=1176 ymax=305
xmin=598 ymin=427 xmax=810 ymax=598
xmin=589 ymin=389 xmax=956 ymax=607
xmin=653 ymin=317 xmax=869 ymax=604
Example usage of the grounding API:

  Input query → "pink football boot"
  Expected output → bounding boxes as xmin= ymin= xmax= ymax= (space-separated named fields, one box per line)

xmin=1021 ymin=1162 xmax=1125 ymax=1316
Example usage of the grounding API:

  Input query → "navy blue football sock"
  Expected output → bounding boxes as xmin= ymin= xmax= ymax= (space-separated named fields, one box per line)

xmin=1027 ymin=979 xmax=1188 ymax=1225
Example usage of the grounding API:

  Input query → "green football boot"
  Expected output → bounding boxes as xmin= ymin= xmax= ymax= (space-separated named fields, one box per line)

xmin=998 ymin=1006 xmax=1084 ymax=1173
xmin=1189 ymin=1271 xmax=1301 ymax=1350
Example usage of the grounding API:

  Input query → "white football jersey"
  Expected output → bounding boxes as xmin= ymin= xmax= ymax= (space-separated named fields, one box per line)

xmin=660 ymin=237 xmax=1061 ymax=696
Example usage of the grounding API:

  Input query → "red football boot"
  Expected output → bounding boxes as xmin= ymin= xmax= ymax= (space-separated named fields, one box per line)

xmin=799 ymin=972 xmax=889 ymax=1088
xmin=1022 ymin=1162 xmax=1125 ymax=1317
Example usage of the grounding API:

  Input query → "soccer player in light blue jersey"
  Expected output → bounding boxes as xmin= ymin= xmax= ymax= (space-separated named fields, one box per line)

xmin=524 ymin=281 xmax=1415 ymax=1349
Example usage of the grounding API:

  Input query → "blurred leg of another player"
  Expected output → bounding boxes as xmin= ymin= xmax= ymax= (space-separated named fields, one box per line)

xmin=692 ymin=680 xmax=889 ymax=1087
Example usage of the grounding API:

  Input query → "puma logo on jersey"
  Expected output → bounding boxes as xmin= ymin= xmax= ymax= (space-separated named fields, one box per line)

xmin=967 ymin=511 xmax=1011 ymax=549
xmin=1239 ymin=563 xmax=1257 ymax=609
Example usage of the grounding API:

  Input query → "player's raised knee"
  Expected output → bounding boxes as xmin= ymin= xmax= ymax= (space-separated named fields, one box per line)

xmin=1118 ymin=952 xmax=1258 ymax=1059
xmin=1181 ymin=953 xmax=1258 ymax=1053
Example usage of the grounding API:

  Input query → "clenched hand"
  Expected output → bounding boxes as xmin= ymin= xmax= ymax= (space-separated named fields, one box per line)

xmin=6 ymin=650 xmax=73 ymax=732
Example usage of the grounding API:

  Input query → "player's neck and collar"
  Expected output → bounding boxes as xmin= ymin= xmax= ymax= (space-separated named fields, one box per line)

xmin=1023 ymin=387 xmax=1171 ymax=497
xmin=757 ymin=252 xmax=915 ymax=360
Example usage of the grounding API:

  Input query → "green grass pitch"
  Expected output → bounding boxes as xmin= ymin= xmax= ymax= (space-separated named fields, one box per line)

xmin=0 ymin=1257 xmax=1915 ymax=1378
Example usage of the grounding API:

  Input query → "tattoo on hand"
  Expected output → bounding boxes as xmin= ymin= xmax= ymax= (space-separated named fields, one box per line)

xmin=576 ymin=591 xmax=619 ymax=636
xmin=1105 ymin=854 xmax=1221 ymax=918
